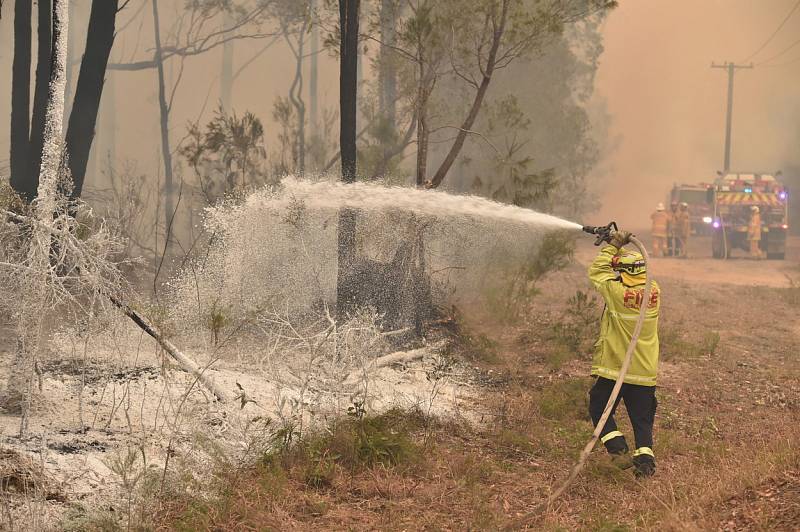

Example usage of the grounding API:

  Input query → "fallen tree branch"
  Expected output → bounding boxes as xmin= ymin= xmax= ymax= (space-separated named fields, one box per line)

xmin=343 ymin=341 xmax=446 ymax=387
xmin=108 ymin=295 xmax=228 ymax=402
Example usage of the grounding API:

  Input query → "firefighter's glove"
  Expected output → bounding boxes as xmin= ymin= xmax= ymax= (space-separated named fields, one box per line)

xmin=609 ymin=230 xmax=633 ymax=249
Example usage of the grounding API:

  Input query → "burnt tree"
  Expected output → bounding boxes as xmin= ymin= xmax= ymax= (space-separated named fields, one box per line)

xmin=336 ymin=0 xmax=360 ymax=318
xmin=9 ymin=0 xmax=32 ymax=198
xmin=65 ymin=0 xmax=120 ymax=199
xmin=26 ymin=0 xmax=52 ymax=200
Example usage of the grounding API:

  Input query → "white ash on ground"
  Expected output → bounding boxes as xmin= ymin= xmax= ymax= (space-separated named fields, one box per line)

xmin=0 ymin=317 xmax=478 ymax=529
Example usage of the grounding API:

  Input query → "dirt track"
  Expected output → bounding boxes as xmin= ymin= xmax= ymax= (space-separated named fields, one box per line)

xmin=576 ymin=234 xmax=800 ymax=288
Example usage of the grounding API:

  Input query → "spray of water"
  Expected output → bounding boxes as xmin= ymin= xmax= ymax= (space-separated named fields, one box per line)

xmin=179 ymin=176 xmax=585 ymax=334
xmin=258 ymin=177 xmax=583 ymax=231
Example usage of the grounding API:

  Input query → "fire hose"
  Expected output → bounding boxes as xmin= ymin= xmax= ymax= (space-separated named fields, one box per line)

xmin=511 ymin=223 xmax=652 ymax=527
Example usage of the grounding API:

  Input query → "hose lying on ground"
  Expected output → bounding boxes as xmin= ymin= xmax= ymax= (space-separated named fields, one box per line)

xmin=511 ymin=235 xmax=652 ymax=527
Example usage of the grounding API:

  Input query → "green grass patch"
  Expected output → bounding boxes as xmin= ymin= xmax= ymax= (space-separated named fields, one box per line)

xmin=660 ymin=325 xmax=720 ymax=361
xmin=535 ymin=378 xmax=592 ymax=422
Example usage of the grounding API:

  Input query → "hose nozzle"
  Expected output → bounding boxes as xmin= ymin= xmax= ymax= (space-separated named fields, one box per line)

xmin=582 ymin=221 xmax=618 ymax=246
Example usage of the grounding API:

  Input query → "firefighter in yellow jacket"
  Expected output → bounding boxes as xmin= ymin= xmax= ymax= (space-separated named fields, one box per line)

xmin=748 ymin=206 xmax=762 ymax=259
xmin=650 ymin=203 xmax=669 ymax=257
xmin=588 ymin=231 xmax=660 ymax=477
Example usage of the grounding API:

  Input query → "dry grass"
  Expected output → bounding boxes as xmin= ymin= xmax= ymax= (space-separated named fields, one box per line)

xmin=126 ymin=273 xmax=800 ymax=531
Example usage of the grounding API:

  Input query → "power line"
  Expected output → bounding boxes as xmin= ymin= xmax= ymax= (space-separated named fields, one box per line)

xmin=761 ymin=53 xmax=800 ymax=67
xmin=742 ymin=0 xmax=800 ymax=62
xmin=757 ymin=36 xmax=800 ymax=65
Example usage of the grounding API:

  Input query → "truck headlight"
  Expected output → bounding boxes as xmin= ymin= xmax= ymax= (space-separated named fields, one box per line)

xmin=702 ymin=216 xmax=713 ymax=224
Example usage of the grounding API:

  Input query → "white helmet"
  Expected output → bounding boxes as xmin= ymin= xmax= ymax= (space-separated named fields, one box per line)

xmin=657 ymin=202 xmax=665 ymax=211
xmin=751 ymin=206 xmax=760 ymax=213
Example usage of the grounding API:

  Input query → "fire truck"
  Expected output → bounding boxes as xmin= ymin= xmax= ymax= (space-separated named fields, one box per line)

xmin=670 ymin=183 xmax=714 ymax=235
xmin=709 ymin=172 xmax=789 ymax=259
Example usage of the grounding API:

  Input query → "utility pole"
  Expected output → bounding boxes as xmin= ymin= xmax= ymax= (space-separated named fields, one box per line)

xmin=711 ymin=61 xmax=753 ymax=172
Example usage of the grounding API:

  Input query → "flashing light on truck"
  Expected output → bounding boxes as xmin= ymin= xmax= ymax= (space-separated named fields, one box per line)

xmin=710 ymin=172 xmax=789 ymax=260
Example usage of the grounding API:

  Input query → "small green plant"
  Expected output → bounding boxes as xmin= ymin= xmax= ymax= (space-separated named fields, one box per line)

xmin=701 ymin=330 xmax=721 ymax=357
xmin=536 ymin=378 xmax=591 ymax=422
xmin=661 ymin=324 xmax=721 ymax=361
xmin=486 ymin=231 xmax=576 ymax=323
xmin=303 ymin=448 xmax=337 ymax=489
xmin=207 ymin=303 xmax=230 ymax=346
xmin=547 ymin=289 xmax=601 ymax=368
xmin=783 ymin=276 xmax=800 ymax=307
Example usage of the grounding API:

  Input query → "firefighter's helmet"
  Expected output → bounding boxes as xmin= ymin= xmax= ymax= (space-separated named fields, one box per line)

xmin=612 ymin=249 xmax=647 ymax=286
xmin=657 ymin=202 xmax=665 ymax=211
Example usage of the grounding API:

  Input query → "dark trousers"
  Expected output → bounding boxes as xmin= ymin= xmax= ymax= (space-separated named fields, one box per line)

xmin=589 ymin=377 xmax=657 ymax=454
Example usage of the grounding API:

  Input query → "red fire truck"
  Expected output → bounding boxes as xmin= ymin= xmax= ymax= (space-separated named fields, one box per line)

xmin=709 ymin=172 xmax=789 ymax=259
xmin=669 ymin=183 xmax=714 ymax=235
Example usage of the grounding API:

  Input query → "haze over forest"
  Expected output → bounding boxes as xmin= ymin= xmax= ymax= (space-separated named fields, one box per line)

xmin=1 ymin=1 xmax=798 ymax=231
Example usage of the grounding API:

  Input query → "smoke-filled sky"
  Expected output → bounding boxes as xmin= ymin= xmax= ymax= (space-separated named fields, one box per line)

xmin=593 ymin=0 xmax=800 ymax=227
xmin=1 ymin=1 xmax=799 ymax=231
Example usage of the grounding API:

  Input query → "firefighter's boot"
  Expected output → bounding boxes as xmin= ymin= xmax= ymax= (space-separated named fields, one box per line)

xmin=632 ymin=448 xmax=655 ymax=478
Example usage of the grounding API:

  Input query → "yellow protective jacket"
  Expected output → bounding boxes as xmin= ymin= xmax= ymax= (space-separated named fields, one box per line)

xmin=650 ymin=211 xmax=669 ymax=238
xmin=588 ymin=245 xmax=661 ymax=386
xmin=748 ymin=213 xmax=762 ymax=241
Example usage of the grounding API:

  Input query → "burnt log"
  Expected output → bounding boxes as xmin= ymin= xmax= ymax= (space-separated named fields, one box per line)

xmin=337 ymin=241 xmax=432 ymax=333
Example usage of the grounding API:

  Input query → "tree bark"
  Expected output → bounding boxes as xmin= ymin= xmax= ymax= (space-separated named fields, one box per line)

xmin=415 ymin=57 xmax=430 ymax=187
xmin=26 ymin=0 xmax=52 ymax=202
xmin=3 ymin=0 xmax=69 ymax=433
xmin=379 ymin=0 xmax=397 ymax=130
xmin=151 ymin=0 xmax=175 ymax=254
xmin=62 ymin=0 xmax=76 ymax=126
xmin=339 ymin=0 xmax=359 ymax=184
xmin=9 ymin=0 xmax=32 ymax=199
xmin=289 ymin=28 xmax=306 ymax=174
xmin=336 ymin=0 xmax=360 ymax=317
xmin=309 ymin=0 xmax=319 ymax=132
xmin=64 ymin=0 xmax=120 ymax=199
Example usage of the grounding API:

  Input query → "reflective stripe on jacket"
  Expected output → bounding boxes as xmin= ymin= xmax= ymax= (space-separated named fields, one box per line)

xmin=588 ymin=245 xmax=661 ymax=386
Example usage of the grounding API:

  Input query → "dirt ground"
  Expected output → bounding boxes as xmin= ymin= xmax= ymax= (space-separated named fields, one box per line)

xmin=1 ymin=235 xmax=799 ymax=530
xmin=582 ymin=231 xmax=800 ymax=288
xmin=142 ymin=235 xmax=800 ymax=531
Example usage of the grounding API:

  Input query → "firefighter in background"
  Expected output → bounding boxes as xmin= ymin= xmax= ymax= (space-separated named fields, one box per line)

xmin=675 ymin=202 xmax=691 ymax=257
xmin=748 ymin=206 xmax=762 ymax=259
xmin=588 ymin=231 xmax=661 ymax=478
xmin=667 ymin=202 xmax=679 ymax=256
xmin=650 ymin=203 xmax=669 ymax=257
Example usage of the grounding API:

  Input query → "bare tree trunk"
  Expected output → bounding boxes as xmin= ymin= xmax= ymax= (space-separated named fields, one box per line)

xmin=309 ymin=0 xmax=319 ymax=132
xmin=3 ymin=0 xmax=69 ymax=434
xmin=151 ymin=0 xmax=175 ymax=256
xmin=379 ymin=0 xmax=397 ymax=129
xmin=64 ymin=0 xmax=120 ymax=199
xmin=336 ymin=0 xmax=360 ymax=317
xmin=414 ymin=45 xmax=430 ymax=187
xmin=427 ymin=0 xmax=508 ymax=189
xmin=220 ymin=9 xmax=233 ymax=112
xmin=25 ymin=0 xmax=52 ymax=202
xmin=62 ymin=0 xmax=76 ymax=126
xmin=291 ymin=31 xmax=306 ymax=174
xmin=9 ymin=0 xmax=32 ymax=199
